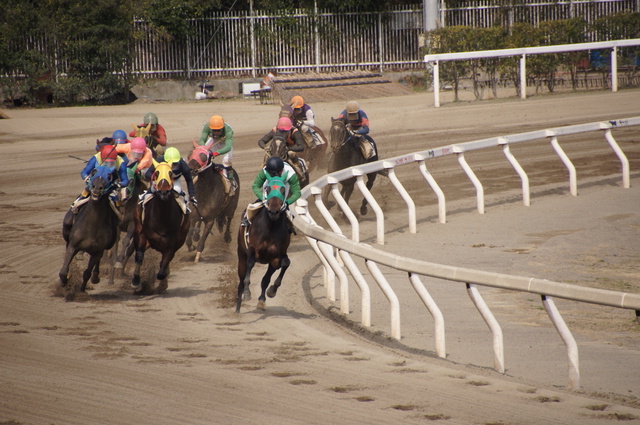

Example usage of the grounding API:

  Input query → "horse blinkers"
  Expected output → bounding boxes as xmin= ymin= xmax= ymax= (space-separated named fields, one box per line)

xmin=263 ymin=181 xmax=287 ymax=221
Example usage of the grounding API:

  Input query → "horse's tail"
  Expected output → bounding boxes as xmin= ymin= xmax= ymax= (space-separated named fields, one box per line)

xmin=376 ymin=168 xmax=389 ymax=178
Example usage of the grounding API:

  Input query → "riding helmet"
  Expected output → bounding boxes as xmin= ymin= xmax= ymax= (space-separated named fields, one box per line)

xmin=130 ymin=137 xmax=147 ymax=154
xmin=265 ymin=156 xmax=285 ymax=175
xmin=163 ymin=147 xmax=181 ymax=164
xmin=209 ymin=115 xmax=225 ymax=130
xmin=290 ymin=95 xmax=304 ymax=109
xmin=112 ymin=129 xmax=128 ymax=144
xmin=276 ymin=117 xmax=293 ymax=131
xmin=143 ymin=112 xmax=159 ymax=125
xmin=100 ymin=145 xmax=119 ymax=162
xmin=346 ymin=100 xmax=359 ymax=120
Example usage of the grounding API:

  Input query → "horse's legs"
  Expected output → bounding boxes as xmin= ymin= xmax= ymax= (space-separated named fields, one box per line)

xmin=195 ymin=220 xmax=215 ymax=263
xmin=155 ymin=250 xmax=175 ymax=293
xmin=80 ymin=251 xmax=103 ymax=292
xmin=341 ymin=181 xmax=355 ymax=208
xmin=266 ymin=255 xmax=290 ymax=299
xmin=242 ymin=250 xmax=257 ymax=301
xmin=360 ymin=172 xmax=378 ymax=216
xmin=236 ymin=246 xmax=248 ymax=313
xmin=131 ymin=248 xmax=145 ymax=291
xmin=59 ymin=245 xmax=80 ymax=286
xmin=115 ymin=227 xmax=135 ymax=274
xmin=220 ymin=214 xmax=232 ymax=244
xmin=257 ymin=264 xmax=278 ymax=311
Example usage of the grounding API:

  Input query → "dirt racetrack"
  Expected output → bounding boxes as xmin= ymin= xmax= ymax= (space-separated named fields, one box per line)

xmin=1 ymin=87 xmax=640 ymax=424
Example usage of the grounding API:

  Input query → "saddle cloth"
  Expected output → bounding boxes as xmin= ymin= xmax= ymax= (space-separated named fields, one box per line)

xmin=139 ymin=191 xmax=188 ymax=222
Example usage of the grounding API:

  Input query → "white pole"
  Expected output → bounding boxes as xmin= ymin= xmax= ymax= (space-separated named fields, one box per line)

xmin=520 ymin=54 xmax=526 ymax=99
xmin=314 ymin=0 xmax=320 ymax=73
xmin=250 ymin=0 xmax=256 ymax=78
xmin=433 ymin=60 xmax=440 ymax=107
xmin=611 ymin=46 xmax=618 ymax=92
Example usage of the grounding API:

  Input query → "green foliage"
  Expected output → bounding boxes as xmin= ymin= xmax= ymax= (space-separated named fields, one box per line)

xmin=427 ymin=26 xmax=476 ymax=101
xmin=1 ymin=0 xmax=138 ymax=105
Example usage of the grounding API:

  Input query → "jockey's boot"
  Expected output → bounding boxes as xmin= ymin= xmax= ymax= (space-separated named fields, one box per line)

xmin=287 ymin=156 xmax=306 ymax=182
xmin=285 ymin=208 xmax=296 ymax=235
xmin=240 ymin=210 xmax=250 ymax=227
xmin=224 ymin=166 xmax=238 ymax=193
xmin=70 ymin=189 xmax=90 ymax=214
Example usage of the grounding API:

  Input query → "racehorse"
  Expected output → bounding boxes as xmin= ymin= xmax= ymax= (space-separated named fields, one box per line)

xmin=235 ymin=176 xmax=291 ymax=313
xmin=263 ymin=136 xmax=309 ymax=187
xmin=113 ymin=167 xmax=147 ymax=275
xmin=131 ymin=123 xmax=163 ymax=157
xmin=297 ymin=126 xmax=328 ymax=172
xmin=186 ymin=145 xmax=240 ymax=262
xmin=131 ymin=160 xmax=190 ymax=294
xmin=322 ymin=118 xmax=382 ymax=216
xmin=59 ymin=165 xmax=119 ymax=295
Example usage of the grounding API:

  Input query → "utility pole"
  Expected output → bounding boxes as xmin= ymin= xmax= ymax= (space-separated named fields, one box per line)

xmin=424 ymin=0 xmax=439 ymax=32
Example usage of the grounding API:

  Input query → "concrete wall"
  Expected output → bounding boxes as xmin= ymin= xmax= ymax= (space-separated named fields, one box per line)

xmin=131 ymin=71 xmax=427 ymax=102
xmin=131 ymin=78 xmax=263 ymax=102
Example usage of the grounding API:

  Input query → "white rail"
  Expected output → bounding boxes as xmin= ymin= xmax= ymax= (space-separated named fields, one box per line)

xmin=292 ymin=117 xmax=640 ymax=390
xmin=423 ymin=39 xmax=640 ymax=107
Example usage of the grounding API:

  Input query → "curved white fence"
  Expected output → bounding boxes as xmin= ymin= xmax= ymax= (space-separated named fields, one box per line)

xmin=291 ymin=117 xmax=640 ymax=390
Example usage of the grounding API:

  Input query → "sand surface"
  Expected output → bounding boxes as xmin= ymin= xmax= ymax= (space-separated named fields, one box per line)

xmin=1 ymin=88 xmax=640 ymax=424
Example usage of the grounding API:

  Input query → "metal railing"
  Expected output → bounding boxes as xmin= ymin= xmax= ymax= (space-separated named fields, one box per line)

xmin=291 ymin=117 xmax=640 ymax=390
xmin=424 ymin=38 xmax=640 ymax=107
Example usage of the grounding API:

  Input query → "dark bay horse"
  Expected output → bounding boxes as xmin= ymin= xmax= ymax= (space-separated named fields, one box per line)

xmin=131 ymin=160 xmax=190 ymax=294
xmin=236 ymin=176 xmax=291 ymax=313
xmin=264 ymin=136 xmax=309 ymax=187
xmin=60 ymin=165 xmax=119 ymax=295
xmin=186 ymin=145 xmax=240 ymax=262
xmin=113 ymin=167 xmax=147 ymax=275
xmin=322 ymin=118 xmax=381 ymax=215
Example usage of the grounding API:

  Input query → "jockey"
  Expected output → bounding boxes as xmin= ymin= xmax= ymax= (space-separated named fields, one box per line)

xmin=241 ymin=156 xmax=300 ymax=231
xmin=112 ymin=129 xmax=129 ymax=144
xmin=290 ymin=95 xmax=322 ymax=146
xmin=258 ymin=116 xmax=306 ymax=180
xmin=115 ymin=137 xmax=153 ymax=202
xmin=143 ymin=146 xmax=197 ymax=208
xmin=198 ymin=115 xmax=237 ymax=190
xmin=337 ymin=100 xmax=378 ymax=161
xmin=129 ymin=112 xmax=167 ymax=151
xmin=115 ymin=137 xmax=153 ymax=175
xmin=70 ymin=139 xmax=129 ymax=213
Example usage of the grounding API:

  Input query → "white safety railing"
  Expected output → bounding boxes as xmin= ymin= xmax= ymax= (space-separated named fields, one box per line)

xmin=423 ymin=39 xmax=640 ymax=107
xmin=292 ymin=117 xmax=640 ymax=390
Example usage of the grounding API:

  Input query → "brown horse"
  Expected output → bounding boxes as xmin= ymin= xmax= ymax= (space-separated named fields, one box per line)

xmin=59 ymin=165 xmax=119 ymax=296
xmin=186 ymin=145 xmax=240 ymax=262
xmin=321 ymin=119 xmax=382 ymax=216
xmin=263 ymin=136 xmax=309 ymax=187
xmin=113 ymin=167 xmax=147 ymax=275
xmin=236 ymin=176 xmax=291 ymax=313
xmin=297 ymin=125 xmax=328 ymax=172
xmin=131 ymin=161 xmax=190 ymax=294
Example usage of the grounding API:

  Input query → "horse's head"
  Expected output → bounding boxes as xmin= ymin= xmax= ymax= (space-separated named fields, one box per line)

xmin=187 ymin=146 xmax=210 ymax=174
xmin=264 ymin=135 xmax=289 ymax=166
xmin=88 ymin=165 xmax=116 ymax=200
xmin=132 ymin=122 xmax=155 ymax=150
xmin=132 ymin=122 xmax=152 ymax=138
xmin=262 ymin=176 xmax=288 ymax=221
xmin=329 ymin=118 xmax=349 ymax=152
xmin=151 ymin=160 xmax=174 ymax=200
